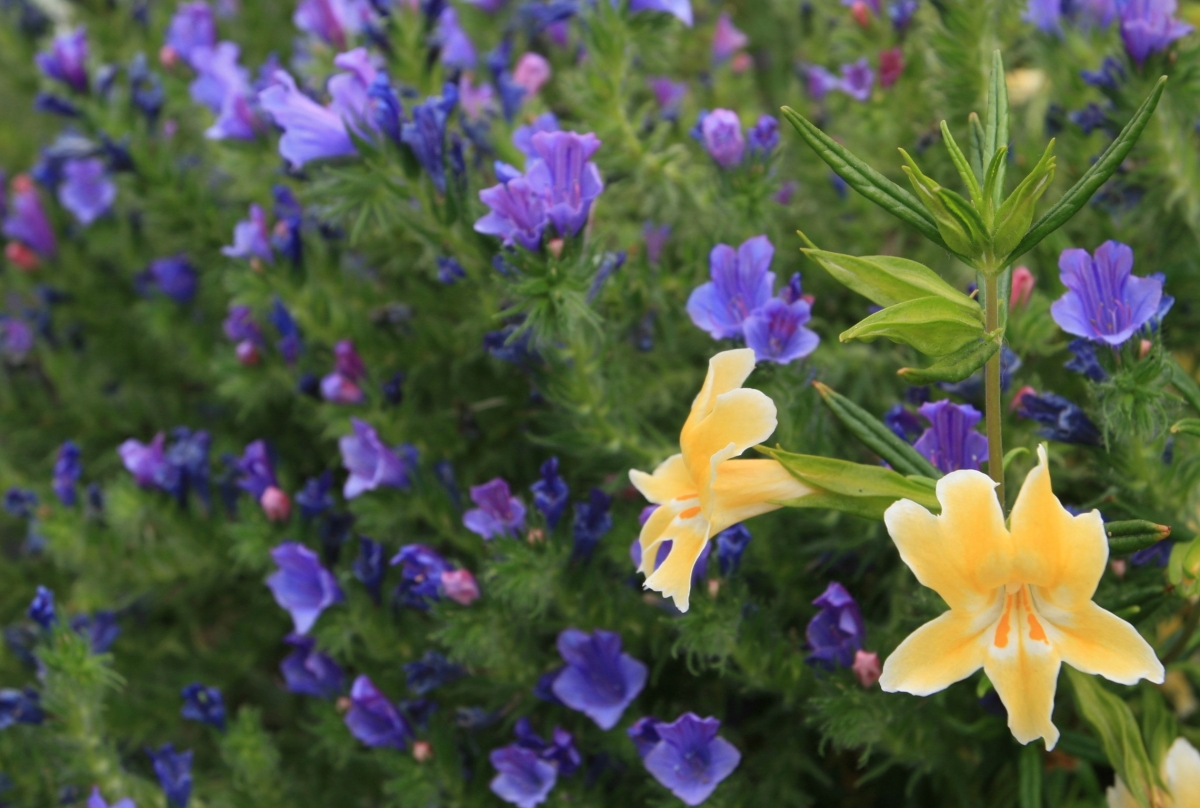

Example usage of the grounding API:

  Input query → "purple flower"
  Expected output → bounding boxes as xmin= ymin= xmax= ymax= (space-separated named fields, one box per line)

xmin=71 ymin=611 xmax=121 ymax=653
xmin=475 ymin=175 xmax=549 ymax=251
xmin=1130 ymin=541 xmax=1173 ymax=567
xmin=190 ymin=41 xmax=259 ymax=141
xmin=715 ymin=524 xmax=752 ymax=575
xmin=327 ymin=48 xmax=379 ymax=138
xmin=889 ymin=0 xmax=919 ymax=30
xmin=699 ymin=109 xmax=744 ymax=168
xmin=1015 ymin=390 xmax=1103 ymax=445
xmin=52 ymin=440 xmax=82 ymax=507
xmin=87 ymin=787 xmax=135 ymax=808
xmin=321 ymin=339 xmax=367 ymax=404
xmin=296 ymin=472 xmax=334 ymax=520
xmin=235 ymin=439 xmax=278 ymax=500
xmin=0 ymin=688 xmax=44 ymax=728
xmin=403 ymin=649 xmax=464 ymax=694
xmin=490 ymin=745 xmax=558 ymax=808
xmin=223 ymin=305 xmax=264 ymax=349
xmin=1119 ymin=0 xmax=1193 ymax=66
xmin=512 ymin=112 xmax=560 ymax=162
xmin=628 ymin=716 xmax=662 ymax=758
xmin=339 ymin=418 xmax=414 ymax=498
xmin=147 ymin=744 xmax=192 ymax=808
xmin=840 ymin=57 xmax=875 ymax=102
xmin=1066 ymin=337 xmax=1108 ymax=381
xmin=118 ymin=433 xmax=173 ymax=488
xmin=166 ymin=2 xmax=217 ymax=67
xmin=270 ymin=297 xmax=304 ymax=362
xmin=1050 ymin=241 xmax=1162 ymax=347
xmin=711 ymin=12 xmax=747 ymax=62
xmin=629 ymin=0 xmax=693 ymax=25
xmin=464 ymin=478 xmax=526 ymax=539
xmin=806 ymin=581 xmax=864 ymax=668
xmin=0 ymin=319 xmax=33 ymax=361
xmin=641 ymin=713 xmax=741 ymax=806
xmin=223 ymin=203 xmax=273 ymax=262
xmin=1081 ymin=57 xmax=1126 ymax=89
xmin=885 ymin=404 xmax=924 ymax=442
xmin=1024 ymin=0 xmax=1064 ymax=33
xmin=345 ymin=675 xmax=413 ymax=748
xmin=746 ymin=115 xmax=779 ymax=156
xmin=806 ymin=66 xmax=842 ymax=100
xmin=266 ymin=542 xmax=344 ymax=634
xmin=180 ymin=683 xmax=226 ymax=731
xmin=913 ymin=400 xmax=989 ymax=473
xmin=391 ymin=544 xmax=454 ymax=609
xmin=687 ymin=235 xmax=775 ymax=340
xmin=57 ymin=158 xmax=115 ymax=226
xmin=281 ymin=633 xmax=344 ymax=697
xmin=572 ymin=488 xmax=612 ymax=558
xmin=138 ymin=256 xmax=197 ymax=304
xmin=531 ymin=457 xmax=569 ymax=530
xmin=36 ymin=27 xmax=89 ymax=94
xmin=743 ymin=297 xmax=820 ymax=365
xmin=550 ymin=628 xmax=646 ymax=729
xmin=523 ymin=131 xmax=604 ymax=239
xmin=436 ymin=7 xmax=477 ymax=69
xmin=436 ymin=256 xmax=466 ymax=284
xmin=512 ymin=719 xmax=580 ymax=775
xmin=28 ymin=586 xmax=56 ymax=629
xmin=644 ymin=222 xmax=670 ymax=266
xmin=294 ymin=0 xmax=373 ymax=49
xmin=648 ymin=77 xmax=688 ymax=119
xmin=4 ymin=175 xmax=57 ymax=259
xmin=259 ymin=70 xmax=355 ymax=169
xmin=459 ymin=75 xmax=496 ymax=121
xmin=4 ymin=487 xmax=38 ymax=519
xmin=401 ymin=85 xmax=458 ymax=192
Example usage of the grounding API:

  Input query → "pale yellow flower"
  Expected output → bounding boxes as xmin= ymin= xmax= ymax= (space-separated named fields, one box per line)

xmin=1107 ymin=737 xmax=1200 ymax=808
xmin=629 ymin=349 xmax=812 ymax=612
xmin=879 ymin=446 xmax=1164 ymax=749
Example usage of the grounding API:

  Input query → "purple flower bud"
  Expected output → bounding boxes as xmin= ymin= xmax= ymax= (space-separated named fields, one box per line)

xmin=525 ymin=130 xmax=604 ymax=238
xmin=715 ymin=523 xmax=752 ymax=575
xmin=180 ymin=683 xmax=225 ymax=731
xmin=743 ymin=297 xmax=820 ymax=364
xmin=234 ymin=439 xmax=278 ymax=500
xmin=1065 ymin=338 xmax=1108 ymax=382
xmin=266 ymin=541 xmax=344 ymax=634
xmin=747 ymin=115 xmax=779 ymax=155
xmin=71 ymin=611 xmax=120 ymax=654
xmin=166 ymin=2 xmax=217 ymax=67
xmin=4 ymin=175 xmax=57 ymax=258
xmin=1023 ymin=0 xmax=1064 ymax=33
xmin=884 ymin=404 xmax=924 ymax=443
xmin=294 ymin=0 xmax=373 ymax=49
xmin=1082 ymin=57 xmax=1126 ymax=89
xmin=711 ymin=12 xmax=747 ymax=62
xmin=137 ymin=256 xmax=197 ymax=304
xmin=52 ymin=441 xmax=82 ymax=506
xmin=339 ymin=418 xmax=414 ymax=498
xmin=403 ymin=649 xmax=463 ymax=694
xmin=259 ymin=70 xmax=356 ymax=168
xmin=189 ymin=41 xmax=259 ymax=141
xmin=889 ymin=0 xmax=918 ymax=30
xmin=699 ymin=109 xmax=744 ymax=168
xmin=1119 ymin=0 xmax=1193 ymax=66
xmin=57 ymin=158 xmax=115 ymax=226
xmin=352 ymin=535 xmax=384 ymax=601
xmin=648 ymin=77 xmax=687 ymax=119
xmin=296 ymin=471 xmax=335 ymax=520
xmin=550 ymin=628 xmax=646 ymax=730
xmin=531 ymin=457 xmax=569 ymax=530
xmin=806 ymin=581 xmax=864 ymax=668
xmin=1050 ymin=241 xmax=1163 ymax=346
xmin=840 ymin=57 xmax=874 ymax=102
xmin=0 ymin=688 xmax=44 ymax=728
xmin=367 ymin=72 xmax=403 ymax=144
xmin=28 ymin=586 xmax=56 ymax=629
xmin=630 ymin=0 xmax=692 ymax=25
xmin=627 ymin=716 xmax=662 ymax=758
xmin=571 ymin=488 xmax=612 ymax=558
xmin=401 ymin=84 xmax=458 ymax=192
xmin=490 ymin=745 xmax=557 ymax=808
xmin=36 ymin=27 xmax=89 ymax=94
xmin=436 ymin=7 xmax=476 ymax=68
xmin=223 ymin=203 xmax=273 ymax=262
xmin=643 ymin=222 xmax=670 ymax=266
xmin=514 ymin=718 xmax=581 ymax=775
xmin=1015 ymin=390 xmax=1103 ymax=445
xmin=913 ymin=400 xmax=989 ymax=473
xmin=281 ymin=633 xmax=344 ymax=697
xmin=147 ymin=744 xmax=192 ymax=808
xmin=806 ymin=65 xmax=842 ymax=100
xmin=345 ymin=674 xmax=413 ymax=749
xmin=687 ymin=235 xmax=774 ymax=339
xmin=463 ymin=478 xmax=526 ymax=539
xmin=87 ymin=786 xmax=135 ymax=808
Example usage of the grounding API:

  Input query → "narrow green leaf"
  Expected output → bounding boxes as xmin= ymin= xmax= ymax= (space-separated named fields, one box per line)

xmin=981 ymin=146 xmax=1008 ymax=222
xmin=761 ymin=447 xmax=941 ymax=515
xmin=1171 ymin=418 xmax=1200 ymax=437
xmin=813 ymin=381 xmax=942 ymax=478
xmin=1140 ymin=687 xmax=1178 ymax=772
xmin=897 ymin=335 xmax=999 ymax=385
xmin=841 ymin=297 xmax=986 ymax=357
xmin=985 ymin=50 xmax=1009 ymax=209
xmin=898 ymin=150 xmax=980 ymax=258
xmin=1002 ymin=446 xmax=1029 ymax=472
xmin=1168 ymin=358 xmax=1200 ymax=416
xmin=780 ymin=107 xmax=952 ymax=251
xmin=1106 ymin=519 xmax=1172 ymax=556
xmin=1007 ymin=77 xmax=1167 ymax=262
xmin=968 ymin=112 xmax=986 ymax=183
xmin=993 ymin=140 xmax=1057 ymax=259
xmin=940 ymin=120 xmax=984 ymax=209
xmin=937 ymin=186 xmax=989 ymax=245
xmin=1018 ymin=744 xmax=1042 ymax=808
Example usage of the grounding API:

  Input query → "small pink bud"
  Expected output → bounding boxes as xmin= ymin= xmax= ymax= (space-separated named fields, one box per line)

xmin=512 ymin=53 xmax=552 ymax=97
xmin=707 ymin=579 xmax=721 ymax=597
xmin=441 ymin=569 xmax=480 ymax=605
xmin=413 ymin=740 xmax=433 ymax=763
xmin=730 ymin=52 xmax=753 ymax=73
xmin=5 ymin=242 xmax=39 ymax=272
xmin=236 ymin=340 xmax=260 ymax=366
xmin=852 ymin=650 xmax=881 ymax=688
xmin=250 ymin=257 xmax=264 ymax=274
xmin=1139 ymin=339 xmax=1152 ymax=360
xmin=260 ymin=486 xmax=291 ymax=522
xmin=1110 ymin=559 xmax=1127 ymax=578
xmin=336 ymin=696 xmax=351 ymax=713
xmin=801 ymin=293 xmax=816 ymax=306
xmin=12 ymin=174 xmax=35 ymax=194
xmin=851 ymin=1 xmax=871 ymax=27
xmin=1010 ymin=385 xmax=1037 ymax=412
xmin=1010 ymin=266 xmax=1035 ymax=310
xmin=159 ymin=45 xmax=179 ymax=69
xmin=527 ymin=528 xmax=545 ymax=545
xmin=547 ymin=239 xmax=564 ymax=259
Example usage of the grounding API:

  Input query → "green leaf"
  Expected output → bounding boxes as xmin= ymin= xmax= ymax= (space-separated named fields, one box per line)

xmin=780 ymin=107 xmax=952 ymax=251
xmin=940 ymin=120 xmax=984 ymax=209
xmin=761 ymin=447 xmax=941 ymax=517
xmin=841 ymin=297 xmax=986 ymax=357
xmin=1065 ymin=667 xmax=1161 ymax=808
xmin=985 ymin=50 xmax=1009 ymax=209
xmin=1170 ymin=418 xmax=1200 ymax=437
xmin=1140 ymin=686 xmax=1178 ymax=772
xmin=992 ymin=139 xmax=1056 ymax=260
xmin=813 ymin=381 xmax=942 ymax=478
xmin=1168 ymin=359 xmax=1200 ymax=416
xmin=899 ymin=150 xmax=980 ymax=258
xmin=937 ymin=186 xmax=990 ymax=244
xmin=797 ymin=234 xmax=978 ymax=312
xmin=898 ymin=334 xmax=1000 ymax=384
xmin=981 ymin=146 xmax=1008 ymax=222
xmin=1003 ymin=446 xmax=1030 ymax=472
xmin=1018 ymin=743 xmax=1042 ymax=808
xmin=1106 ymin=520 xmax=1172 ymax=557
xmin=1007 ymin=77 xmax=1167 ymax=262
xmin=968 ymin=112 xmax=986 ymax=183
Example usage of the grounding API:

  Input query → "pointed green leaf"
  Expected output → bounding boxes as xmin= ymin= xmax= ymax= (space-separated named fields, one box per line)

xmin=1007 ymin=77 xmax=1167 ymax=262
xmin=1106 ymin=520 xmax=1172 ymax=556
xmin=1168 ymin=359 xmax=1200 ymax=416
xmin=936 ymin=186 xmax=990 ymax=246
xmin=981 ymin=146 xmax=1008 ymax=222
xmin=899 ymin=150 xmax=980 ymax=258
xmin=780 ymin=107 xmax=953 ymax=251
xmin=985 ymin=50 xmax=1009 ymax=209
xmin=841 ymin=297 xmax=986 ymax=357
xmin=1171 ymin=418 xmax=1200 ymax=437
xmin=813 ymin=381 xmax=942 ymax=478
xmin=897 ymin=334 xmax=1000 ymax=384
xmin=993 ymin=139 xmax=1057 ymax=260
xmin=760 ymin=447 xmax=940 ymax=517
xmin=941 ymin=120 xmax=984 ymax=209
xmin=968 ymin=112 xmax=986 ymax=183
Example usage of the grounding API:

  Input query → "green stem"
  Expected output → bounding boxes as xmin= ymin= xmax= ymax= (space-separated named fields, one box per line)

xmin=984 ymin=274 xmax=1005 ymax=506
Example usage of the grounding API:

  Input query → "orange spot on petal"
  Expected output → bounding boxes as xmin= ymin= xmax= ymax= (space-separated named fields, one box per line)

xmin=994 ymin=595 xmax=1013 ymax=649
xmin=678 ymin=506 xmax=702 ymax=520
xmin=1028 ymin=612 xmax=1048 ymax=643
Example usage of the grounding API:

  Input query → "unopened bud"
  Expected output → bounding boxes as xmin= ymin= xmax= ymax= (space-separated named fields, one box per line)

xmin=236 ymin=340 xmax=260 ymax=366
xmin=852 ymin=650 xmax=881 ymax=688
xmin=260 ymin=486 xmax=291 ymax=522
xmin=159 ymin=45 xmax=179 ymax=68
xmin=527 ymin=528 xmax=545 ymax=545
xmin=5 ymin=242 xmax=40 ymax=272
xmin=1139 ymin=339 xmax=1152 ymax=360
xmin=707 ymin=578 xmax=721 ymax=597
xmin=413 ymin=740 xmax=433 ymax=762
xmin=851 ymin=0 xmax=871 ymax=27
xmin=1010 ymin=266 xmax=1035 ymax=310
xmin=547 ymin=239 xmax=564 ymax=259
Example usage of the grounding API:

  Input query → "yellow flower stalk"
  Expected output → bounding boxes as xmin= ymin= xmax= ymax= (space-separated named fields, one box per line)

xmin=629 ymin=349 xmax=813 ymax=612
xmin=1107 ymin=737 xmax=1200 ymax=808
xmin=879 ymin=446 xmax=1164 ymax=749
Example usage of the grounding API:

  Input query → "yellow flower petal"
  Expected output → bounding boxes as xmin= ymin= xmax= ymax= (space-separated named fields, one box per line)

xmin=884 ymin=471 xmax=1012 ymax=612
xmin=635 ymin=500 xmax=686 ymax=576
xmin=629 ymin=454 xmax=695 ymax=505
xmin=643 ymin=517 xmax=708 ymax=612
xmin=1104 ymin=779 xmax=1138 ymax=808
xmin=681 ymin=388 xmax=778 ymax=514
xmin=1010 ymin=446 xmax=1108 ymax=611
xmin=984 ymin=590 xmax=1063 ymax=749
xmin=1165 ymin=737 xmax=1200 ymax=808
xmin=878 ymin=604 xmax=998 ymax=696
xmin=708 ymin=458 xmax=813 ymax=534
xmin=685 ymin=348 xmax=758 ymax=431
xmin=1034 ymin=598 xmax=1165 ymax=686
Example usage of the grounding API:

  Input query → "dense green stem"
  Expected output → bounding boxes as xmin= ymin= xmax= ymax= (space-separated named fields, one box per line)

xmin=984 ymin=274 xmax=1005 ymax=506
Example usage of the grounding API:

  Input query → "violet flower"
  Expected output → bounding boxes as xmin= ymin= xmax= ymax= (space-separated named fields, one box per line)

xmin=630 ymin=0 xmax=693 ymax=25
xmin=352 ymin=535 xmax=384 ymax=601
xmin=1050 ymin=241 xmax=1163 ymax=347
xmin=190 ymin=41 xmax=259 ymax=141
xmin=806 ymin=581 xmax=864 ymax=668
xmin=644 ymin=222 xmax=670 ymax=265
xmin=885 ymin=404 xmax=924 ymax=442
xmin=550 ymin=628 xmax=647 ymax=729
xmin=235 ymin=439 xmax=278 ymax=500
xmin=913 ymin=400 xmax=989 ymax=473
xmin=806 ymin=66 xmax=842 ymax=100
xmin=1015 ymin=390 xmax=1103 ymax=446
xmin=513 ymin=52 xmax=551 ymax=97
xmin=180 ymin=683 xmax=226 ymax=732
xmin=223 ymin=203 xmax=273 ymax=262
xmin=259 ymin=70 xmax=356 ymax=169
xmin=742 ymin=298 xmax=820 ymax=365
xmin=294 ymin=0 xmax=372 ymax=49
xmin=687 ymin=235 xmax=775 ymax=339
xmin=28 ymin=586 xmax=56 ymax=628
xmin=746 ymin=115 xmax=779 ymax=156
xmin=889 ymin=0 xmax=918 ymax=29
xmin=1023 ymin=0 xmax=1064 ymax=33
xmin=147 ymin=744 xmax=192 ymax=808
xmin=403 ymin=649 xmax=464 ymax=694
xmin=391 ymin=544 xmax=454 ymax=610
xmin=840 ymin=57 xmax=875 ymax=102
xmin=490 ymin=745 xmax=558 ymax=808
xmin=118 ymin=433 xmax=172 ymax=488
xmin=514 ymin=719 xmax=581 ymax=776
xmin=401 ymin=85 xmax=458 ymax=192
xmin=525 ymin=130 xmax=604 ymax=238
xmin=1066 ymin=338 xmax=1108 ymax=382
xmin=138 ymin=256 xmax=197 ymax=304
xmin=0 ymin=319 xmax=34 ymax=362
xmin=345 ymin=674 xmax=413 ymax=748
xmin=270 ymin=297 xmax=304 ymax=362
xmin=87 ymin=787 xmax=135 ymax=808
xmin=436 ymin=7 xmax=476 ymax=69
xmin=512 ymin=112 xmax=559 ymax=162
xmin=339 ymin=418 xmax=414 ymax=498
xmin=571 ymin=488 xmax=612 ymax=558
xmin=711 ymin=12 xmax=747 ymax=62
xmin=165 ymin=2 xmax=217 ymax=67
xmin=475 ymin=174 xmax=548 ymax=251
xmin=53 ymin=440 xmax=82 ymax=506
xmin=715 ymin=523 xmax=752 ymax=575
xmin=641 ymin=713 xmax=741 ymax=806
xmin=57 ymin=158 xmax=115 ymax=226
xmin=648 ymin=77 xmax=687 ymax=119
xmin=4 ymin=175 xmax=57 ymax=259
xmin=281 ymin=633 xmax=344 ymax=697
xmin=531 ymin=457 xmax=569 ymax=529
xmin=1119 ymin=0 xmax=1193 ymax=66
xmin=699 ymin=109 xmax=744 ymax=168
xmin=266 ymin=541 xmax=344 ymax=634
xmin=36 ymin=27 xmax=89 ymax=94
xmin=321 ymin=339 xmax=367 ymax=404
xmin=459 ymin=75 xmax=496 ymax=121
xmin=463 ymin=478 xmax=526 ymax=539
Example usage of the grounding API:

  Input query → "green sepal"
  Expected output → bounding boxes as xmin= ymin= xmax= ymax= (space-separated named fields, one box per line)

xmin=1105 ymin=520 xmax=1172 ymax=557
xmin=1065 ymin=668 xmax=1162 ymax=808
xmin=981 ymin=146 xmax=1008 ymax=223
xmin=1170 ymin=418 xmax=1200 ymax=437
xmin=899 ymin=150 xmax=980 ymax=258
xmin=812 ymin=381 xmax=942 ymax=478
xmin=897 ymin=333 xmax=1000 ymax=384
xmin=761 ymin=447 xmax=941 ymax=519
xmin=1007 ymin=76 xmax=1167 ymax=262
xmin=936 ymin=186 xmax=990 ymax=251
xmin=841 ymin=297 xmax=986 ymax=357
xmin=797 ymin=232 xmax=978 ymax=312
xmin=940 ymin=120 xmax=984 ymax=209
xmin=968 ymin=112 xmax=986 ymax=183
xmin=992 ymin=139 xmax=1057 ymax=261
xmin=984 ymin=50 xmax=1010 ymax=210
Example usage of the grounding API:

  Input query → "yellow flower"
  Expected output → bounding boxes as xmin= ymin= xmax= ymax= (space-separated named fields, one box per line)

xmin=629 ymin=349 xmax=812 ymax=612
xmin=1107 ymin=737 xmax=1200 ymax=808
xmin=879 ymin=446 xmax=1164 ymax=749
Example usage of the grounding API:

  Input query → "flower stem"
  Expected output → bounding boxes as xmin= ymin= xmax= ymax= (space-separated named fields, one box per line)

xmin=984 ymin=274 xmax=1005 ymax=507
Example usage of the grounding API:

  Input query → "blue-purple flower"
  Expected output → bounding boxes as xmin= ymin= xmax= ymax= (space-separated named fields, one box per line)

xmin=28 ymin=586 xmax=56 ymax=629
xmin=514 ymin=718 xmax=581 ymax=775
xmin=339 ymin=418 xmax=415 ymax=498
xmin=281 ymin=633 xmax=344 ymax=697
xmin=687 ymin=236 xmax=774 ymax=339
xmin=5 ymin=488 xmax=38 ymax=519
xmin=223 ymin=203 xmax=273 ymax=262
xmin=293 ymin=0 xmax=373 ymax=49
xmin=512 ymin=113 xmax=559 ymax=162
xmin=36 ymin=27 xmax=89 ymax=94
xmin=118 ymin=433 xmax=173 ymax=489
xmin=435 ymin=6 xmax=476 ymax=69
xmin=320 ymin=339 xmax=367 ymax=404
xmin=401 ymin=84 xmax=458 ymax=192
xmin=840 ymin=57 xmax=875 ymax=102
xmin=648 ymin=77 xmax=688 ymax=119
xmin=1066 ymin=338 xmax=1108 ymax=382
xmin=87 ymin=786 xmax=135 ymax=808
xmin=53 ymin=440 xmax=82 ymax=506
xmin=71 ymin=611 xmax=120 ymax=653
xmin=464 ymin=478 xmax=526 ymax=539
xmin=403 ymin=650 xmax=464 ymax=694
xmin=489 ymin=745 xmax=558 ymax=808
xmin=475 ymin=175 xmax=548 ymax=251
xmin=630 ymin=0 xmax=693 ymax=25
xmin=1050 ymin=241 xmax=1163 ymax=347
xmin=259 ymin=70 xmax=355 ymax=168
xmin=165 ymin=2 xmax=217 ymax=67
xmin=4 ymin=175 xmax=57 ymax=259
xmin=638 ymin=713 xmax=741 ymax=806
xmin=190 ymin=41 xmax=259 ymax=141
xmin=806 ymin=65 xmax=843 ymax=100
xmin=391 ymin=544 xmax=454 ymax=609
xmin=742 ymin=297 xmax=820 ymax=364
xmin=235 ymin=439 xmax=280 ymax=501
xmin=138 ymin=256 xmax=197 ymax=304
xmin=715 ymin=524 xmax=752 ymax=575
xmin=889 ymin=0 xmax=919 ymax=29
xmin=711 ymin=12 xmax=748 ymax=62
xmin=1118 ymin=0 xmax=1193 ymax=66
xmin=525 ymin=131 xmax=604 ymax=238
xmin=806 ymin=581 xmax=864 ymax=668
xmin=1024 ymin=0 xmax=1064 ymax=33
xmin=913 ymin=400 xmax=989 ymax=473
xmin=531 ymin=457 xmax=569 ymax=530
xmin=147 ymin=744 xmax=193 ymax=808
xmin=699 ymin=109 xmax=744 ymax=168
xmin=572 ymin=488 xmax=612 ymax=558
xmin=180 ymin=683 xmax=226 ymax=731
xmin=266 ymin=541 xmax=344 ymax=634
xmin=57 ymin=158 xmax=115 ymax=226
xmin=550 ymin=628 xmax=646 ymax=729
xmin=0 ymin=688 xmax=44 ymax=728
xmin=746 ymin=115 xmax=779 ymax=156
xmin=345 ymin=674 xmax=413 ymax=749
xmin=1015 ymin=390 xmax=1103 ymax=446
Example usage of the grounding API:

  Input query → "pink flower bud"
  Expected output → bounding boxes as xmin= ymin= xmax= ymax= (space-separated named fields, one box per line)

xmin=852 ymin=650 xmax=881 ymax=688
xmin=260 ymin=486 xmax=291 ymax=522
xmin=1139 ymin=339 xmax=1152 ymax=360
xmin=730 ymin=52 xmax=752 ymax=73
xmin=413 ymin=740 xmax=434 ymax=762
xmin=236 ymin=340 xmax=260 ymax=366
xmin=159 ymin=45 xmax=179 ymax=68
xmin=707 ymin=579 xmax=721 ymax=597
xmin=851 ymin=1 xmax=871 ymax=27
xmin=512 ymin=53 xmax=552 ymax=97
xmin=1010 ymin=385 xmax=1037 ymax=412
xmin=1010 ymin=266 xmax=1035 ymax=310
xmin=5 ymin=242 xmax=39 ymax=272
xmin=1110 ymin=559 xmax=1127 ymax=578
xmin=441 ymin=569 xmax=480 ymax=605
